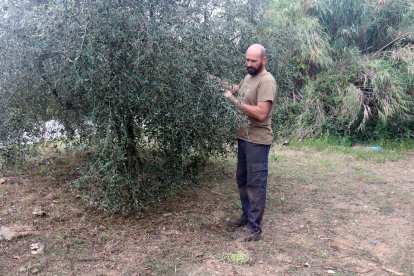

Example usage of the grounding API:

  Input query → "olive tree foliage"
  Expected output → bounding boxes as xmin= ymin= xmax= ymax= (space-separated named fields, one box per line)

xmin=0 ymin=0 xmax=252 ymax=212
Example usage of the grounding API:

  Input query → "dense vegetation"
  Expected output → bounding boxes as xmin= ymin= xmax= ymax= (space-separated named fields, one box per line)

xmin=1 ymin=0 xmax=413 ymax=212
xmin=264 ymin=0 xmax=414 ymax=141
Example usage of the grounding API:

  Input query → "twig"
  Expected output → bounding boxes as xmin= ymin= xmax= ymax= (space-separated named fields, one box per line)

xmin=334 ymin=253 xmax=356 ymax=260
xmin=319 ymin=237 xmax=357 ymax=250
xmin=203 ymin=188 xmax=225 ymax=197
xmin=360 ymin=269 xmax=376 ymax=274
xmin=77 ymin=258 xmax=115 ymax=262
xmin=373 ymin=30 xmax=414 ymax=56
xmin=381 ymin=266 xmax=405 ymax=276
xmin=275 ymin=259 xmax=302 ymax=269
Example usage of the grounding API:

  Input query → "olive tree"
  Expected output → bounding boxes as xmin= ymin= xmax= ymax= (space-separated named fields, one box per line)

xmin=0 ymin=0 xmax=251 ymax=212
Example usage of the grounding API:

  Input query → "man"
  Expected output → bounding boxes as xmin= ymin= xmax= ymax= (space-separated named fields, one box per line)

xmin=224 ymin=44 xmax=277 ymax=241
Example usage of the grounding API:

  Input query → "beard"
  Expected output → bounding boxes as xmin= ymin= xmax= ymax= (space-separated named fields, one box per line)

xmin=247 ymin=62 xmax=263 ymax=76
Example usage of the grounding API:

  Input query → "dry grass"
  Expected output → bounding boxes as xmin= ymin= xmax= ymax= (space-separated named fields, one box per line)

xmin=1 ymin=146 xmax=413 ymax=275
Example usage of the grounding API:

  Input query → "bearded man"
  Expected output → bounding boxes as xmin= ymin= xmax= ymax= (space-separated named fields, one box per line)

xmin=223 ymin=44 xmax=277 ymax=241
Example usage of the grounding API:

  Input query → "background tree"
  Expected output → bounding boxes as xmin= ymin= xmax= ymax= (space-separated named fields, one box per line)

xmin=264 ymin=0 xmax=414 ymax=141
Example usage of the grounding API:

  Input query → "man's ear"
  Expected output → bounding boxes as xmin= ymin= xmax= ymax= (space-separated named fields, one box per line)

xmin=262 ymin=56 xmax=268 ymax=65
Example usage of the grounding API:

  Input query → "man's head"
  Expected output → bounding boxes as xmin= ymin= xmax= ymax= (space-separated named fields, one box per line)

xmin=246 ymin=44 xmax=267 ymax=76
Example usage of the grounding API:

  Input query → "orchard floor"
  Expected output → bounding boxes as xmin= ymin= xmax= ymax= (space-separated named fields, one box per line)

xmin=1 ymin=147 xmax=413 ymax=276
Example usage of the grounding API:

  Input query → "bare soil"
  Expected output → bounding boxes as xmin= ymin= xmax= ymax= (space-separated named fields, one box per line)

xmin=1 ymin=147 xmax=413 ymax=275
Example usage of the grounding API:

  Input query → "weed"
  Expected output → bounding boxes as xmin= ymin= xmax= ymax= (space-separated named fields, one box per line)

xmin=399 ymin=245 xmax=414 ymax=275
xmin=222 ymin=252 xmax=251 ymax=265
xmin=352 ymin=167 xmax=375 ymax=182
xmin=142 ymin=258 xmax=172 ymax=275
xmin=267 ymin=196 xmax=286 ymax=207
xmin=37 ymin=165 xmax=51 ymax=176
xmin=378 ymin=202 xmax=395 ymax=215
xmin=98 ymin=233 xmax=109 ymax=245
xmin=316 ymin=251 xmax=328 ymax=259
xmin=360 ymin=249 xmax=379 ymax=262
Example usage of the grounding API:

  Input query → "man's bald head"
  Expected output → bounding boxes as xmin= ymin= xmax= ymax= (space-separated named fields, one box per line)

xmin=245 ymin=44 xmax=267 ymax=76
xmin=246 ymin=44 xmax=266 ymax=58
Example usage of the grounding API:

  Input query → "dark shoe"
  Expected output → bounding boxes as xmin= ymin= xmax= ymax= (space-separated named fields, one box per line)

xmin=226 ymin=217 xmax=246 ymax=228
xmin=230 ymin=227 xmax=261 ymax=242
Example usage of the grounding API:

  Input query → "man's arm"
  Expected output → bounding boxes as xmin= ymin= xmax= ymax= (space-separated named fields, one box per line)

xmin=224 ymin=90 xmax=272 ymax=122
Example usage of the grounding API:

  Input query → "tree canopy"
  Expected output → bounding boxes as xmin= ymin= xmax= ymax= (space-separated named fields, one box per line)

xmin=1 ymin=0 xmax=413 ymax=212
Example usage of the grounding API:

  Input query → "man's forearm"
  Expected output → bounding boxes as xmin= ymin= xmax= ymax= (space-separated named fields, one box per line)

xmin=224 ymin=91 xmax=271 ymax=122
xmin=240 ymin=103 xmax=270 ymax=122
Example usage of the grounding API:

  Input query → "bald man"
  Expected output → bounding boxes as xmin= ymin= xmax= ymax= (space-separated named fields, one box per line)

xmin=224 ymin=44 xmax=277 ymax=241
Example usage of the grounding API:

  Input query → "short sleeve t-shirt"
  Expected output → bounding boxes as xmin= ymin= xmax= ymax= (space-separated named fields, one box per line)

xmin=236 ymin=71 xmax=277 ymax=145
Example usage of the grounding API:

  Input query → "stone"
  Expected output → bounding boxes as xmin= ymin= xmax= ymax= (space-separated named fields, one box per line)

xmin=0 ymin=226 xmax=16 ymax=241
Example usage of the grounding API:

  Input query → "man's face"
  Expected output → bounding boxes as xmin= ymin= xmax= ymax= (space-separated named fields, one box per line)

xmin=246 ymin=53 xmax=264 ymax=76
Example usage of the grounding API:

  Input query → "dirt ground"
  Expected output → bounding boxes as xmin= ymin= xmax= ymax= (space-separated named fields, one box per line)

xmin=1 ymin=147 xmax=413 ymax=275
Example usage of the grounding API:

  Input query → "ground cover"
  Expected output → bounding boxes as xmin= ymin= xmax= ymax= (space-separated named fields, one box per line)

xmin=1 ymin=146 xmax=413 ymax=275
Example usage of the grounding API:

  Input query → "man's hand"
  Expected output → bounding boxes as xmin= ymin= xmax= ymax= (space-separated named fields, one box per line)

xmin=210 ymin=74 xmax=239 ymax=95
xmin=224 ymin=90 xmax=233 ymax=98
xmin=208 ymin=74 xmax=219 ymax=81
xmin=224 ymin=89 xmax=243 ymax=110
xmin=224 ymin=89 xmax=272 ymax=122
xmin=223 ymin=90 xmax=238 ymax=104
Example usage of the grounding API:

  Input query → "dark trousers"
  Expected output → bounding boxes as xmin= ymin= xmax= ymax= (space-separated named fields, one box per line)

xmin=236 ymin=139 xmax=270 ymax=232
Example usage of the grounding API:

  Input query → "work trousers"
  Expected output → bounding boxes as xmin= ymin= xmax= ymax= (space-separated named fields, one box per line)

xmin=236 ymin=139 xmax=270 ymax=232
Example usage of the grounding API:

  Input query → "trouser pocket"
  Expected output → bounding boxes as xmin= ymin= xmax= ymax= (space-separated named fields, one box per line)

xmin=249 ymin=163 xmax=268 ymax=186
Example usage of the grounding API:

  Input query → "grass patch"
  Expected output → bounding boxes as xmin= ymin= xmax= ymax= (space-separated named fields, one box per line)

xmin=289 ymin=138 xmax=414 ymax=162
xmin=378 ymin=202 xmax=395 ymax=215
xmin=222 ymin=252 xmax=251 ymax=265
xmin=352 ymin=167 xmax=376 ymax=181
xmin=0 ymin=139 xmax=84 ymax=178
xmin=2 ymin=140 xmax=413 ymax=275
xmin=142 ymin=258 xmax=173 ymax=275
xmin=397 ymin=245 xmax=414 ymax=275
xmin=316 ymin=250 xmax=328 ymax=259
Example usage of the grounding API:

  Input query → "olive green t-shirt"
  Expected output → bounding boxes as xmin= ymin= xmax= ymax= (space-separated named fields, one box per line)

xmin=236 ymin=71 xmax=277 ymax=145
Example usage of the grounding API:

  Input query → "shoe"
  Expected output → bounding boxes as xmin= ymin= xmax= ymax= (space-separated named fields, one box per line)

xmin=226 ymin=217 xmax=246 ymax=228
xmin=230 ymin=227 xmax=262 ymax=242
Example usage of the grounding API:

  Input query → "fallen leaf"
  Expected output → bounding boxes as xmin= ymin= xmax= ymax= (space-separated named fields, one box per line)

xmin=382 ymin=266 xmax=405 ymax=276
xmin=276 ymin=253 xmax=292 ymax=263
xmin=193 ymin=251 xmax=204 ymax=257
xmin=30 ymin=242 xmax=45 ymax=255
xmin=32 ymin=207 xmax=47 ymax=217
xmin=161 ymin=230 xmax=181 ymax=236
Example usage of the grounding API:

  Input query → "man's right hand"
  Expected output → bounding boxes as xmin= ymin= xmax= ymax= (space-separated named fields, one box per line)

xmin=224 ymin=90 xmax=243 ymax=111
xmin=224 ymin=90 xmax=233 ymax=98
xmin=209 ymin=74 xmax=238 ymax=94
